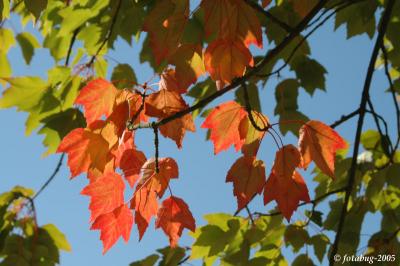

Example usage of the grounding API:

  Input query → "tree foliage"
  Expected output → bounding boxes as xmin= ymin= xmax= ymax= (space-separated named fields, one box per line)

xmin=1 ymin=0 xmax=400 ymax=265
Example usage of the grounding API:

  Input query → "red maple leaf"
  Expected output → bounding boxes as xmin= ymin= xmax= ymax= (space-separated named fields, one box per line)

xmin=298 ymin=120 xmax=347 ymax=178
xmin=264 ymin=145 xmax=310 ymax=221
xmin=201 ymin=0 xmax=262 ymax=48
xmin=201 ymin=101 xmax=248 ymax=154
xmin=57 ymin=127 xmax=111 ymax=178
xmin=159 ymin=114 xmax=196 ymax=149
xmin=226 ymin=156 xmax=266 ymax=210
xmin=130 ymin=157 xmax=179 ymax=238
xmin=81 ymin=172 xmax=125 ymax=222
xmin=156 ymin=196 xmax=196 ymax=247
xmin=75 ymin=78 xmax=119 ymax=125
xmin=204 ymin=39 xmax=254 ymax=85
xmin=119 ymin=149 xmax=147 ymax=188
xmin=145 ymin=89 xmax=188 ymax=119
xmin=91 ymin=204 xmax=133 ymax=254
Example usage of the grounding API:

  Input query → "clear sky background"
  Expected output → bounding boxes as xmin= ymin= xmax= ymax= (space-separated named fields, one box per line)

xmin=0 ymin=8 xmax=397 ymax=266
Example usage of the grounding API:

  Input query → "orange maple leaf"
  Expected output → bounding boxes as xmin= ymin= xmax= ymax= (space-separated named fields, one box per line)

xmin=201 ymin=101 xmax=248 ymax=154
xmin=57 ymin=128 xmax=111 ymax=178
xmin=75 ymin=78 xmax=119 ymax=125
xmin=201 ymin=0 xmax=262 ymax=48
xmin=81 ymin=172 xmax=125 ymax=222
xmin=130 ymin=157 xmax=179 ymax=239
xmin=159 ymin=68 xmax=187 ymax=94
xmin=119 ymin=149 xmax=147 ymax=188
xmin=264 ymin=145 xmax=310 ymax=221
xmin=155 ymin=196 xmax=196 ymax=247
xmin=143 ymin=0 xmax=189 ymax=64
xmin=159 ymin=113 xmax=196 ymax=149
xmin=145 ymin=89 xmax=188 ymax=118
xmin=91 ymin=204 xmax=133 ymax=254
xmin=298 ymin=120 xmax=347 ymax=178
xmin=226 ymin=156 xmax=266 ymax=210
xmin=204 ymin=39 xmax=254 ymax=85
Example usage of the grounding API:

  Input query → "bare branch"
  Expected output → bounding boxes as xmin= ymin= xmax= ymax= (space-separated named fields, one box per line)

xmin=86 ymin=0 xmax=123 ymax=67
xmin=244 ymin=0 xmax=294 ymax=32
xmin=381 ymin=44 xmax=400 ymax=153
xmin=330 ymin=109 xmax=360 ymax=128
xmin=329 ymin=1 xmax=396 ymax=264
xmin=33 ymin=154 xmax=65 ymax=200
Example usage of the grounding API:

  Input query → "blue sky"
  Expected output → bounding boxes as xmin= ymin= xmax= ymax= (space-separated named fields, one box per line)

xmin=0 ymin=10 xmax=397 ymax=266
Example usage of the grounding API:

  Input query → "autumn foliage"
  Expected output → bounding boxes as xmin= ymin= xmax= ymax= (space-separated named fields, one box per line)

xmin=57 ymin=74 xmax=345 ymax=252
xmin=2 ymin=0 xmax=399 ymax=265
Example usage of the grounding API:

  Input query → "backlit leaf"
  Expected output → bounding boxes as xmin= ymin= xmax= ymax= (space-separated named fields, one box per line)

xmin=298 ymin=120 xmax=347 ymax=178
xmin=156 ymin=196 xmax=196 ymax=247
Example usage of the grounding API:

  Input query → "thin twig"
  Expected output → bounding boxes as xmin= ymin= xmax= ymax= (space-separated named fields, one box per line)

xmin=32 ymin=154 xmax=65 ymax=200
xmin=366 ymin=99 xmax=392 ymax=154
xmin=242 ymin=83 xmax=270 ymax=131
xmin=381 ymin=44 xmax=400 ymax=153
xmin=329 ymin=1 xmax=395 ymax=264
xmin=330 ymin=109 xmax=360 ymax=128
xmin=129 ymin=0 xmax=329 ymax=131
xmin=86 ymin=0 xmax=123 ymax=67
xmin=244 ymin=0 xmax=294 ymax=32
xmin=153 ymin=124 xmax=160 ymax=173
xmin=254 ymin=187 xmax=347 ymax=217
xmin=245 ymin=206 xmax=255 ymax=225
xmin=258 ymin=0 xmax=359 ymax=79
xmin=65 ymin=28 xmax=81 ymax=67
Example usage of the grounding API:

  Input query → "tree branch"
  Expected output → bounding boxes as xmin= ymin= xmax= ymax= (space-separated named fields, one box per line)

xmin=330 ymin=108 xmax=360 ymax=128
xmin=254 ymin=187 xmax=347 ymax=217
xmin=32 ymin=154 xmax=65 ymax=200
xmin=65 ymin=28 xmax=80 ymax=67
xmin=329 ymin=1 xmax=395 ymax=264
xmin=244 ymin=0 xmax=294 ymax=32
xmin=129 ymin=0 xmax=329 ymax=131
xmin=86 ymin=0 xmax=122 ymax=67
xmin=242 ymin=83 xmax=270 ymax=131
xmin=381 ymin=43 xmax=400 ymax=153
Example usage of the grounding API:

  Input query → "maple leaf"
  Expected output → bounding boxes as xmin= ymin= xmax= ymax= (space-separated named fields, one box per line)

xmin=239 ymin=111 xmax=269 ymax=157
xmin=131 ymin=186 xmax=159 ymax=240
xmin=264 ymin=145 xmax=310 ymax=221
xmin=290 ymin=0 xmax=318 ymax=18
xmin=143 ymin=0 xmax=189 ymax=64
xmin=145 ymin=89 xmax=188 ymax=118
xmin=226 ymin=156 xmax=266 ymax=210
xmin=169 ymin=44 xmax=205 ymax=90
xmin=159 ymin=113 xmax=196 ymax=149
xmin=57 ymin=128 xmax=111 ymax=178
xmin=159 ymin=68 xmax=186 ymax=94
xmin=201 ymin=101 xmax=248 ymax=154
xmin=201 ymin=0 xmax=262 ymax=48
xmin=155 ymin=196 xmax=196 ymax=247
xmin=119 ymin=149 xmax=147 ymax=188
xmin=75 ymin=78 xmax=119 ymax=125
xmin=204 ymin=39 xmax=254 ymax=85
xmin=298 ymin=120 xmax=347 ymax=178
xmin=91 ymin=204 xmax=133 ymax=254
xmin=131 ymin=157 xmax=179 ymax=238
xmin=81 ymin=172 xmax=125 ymax=222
